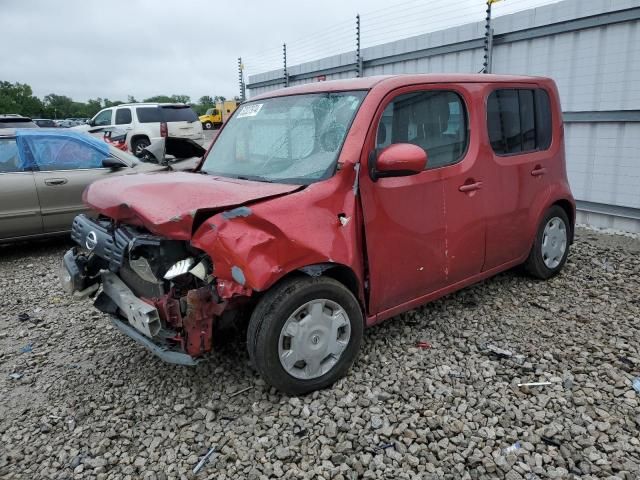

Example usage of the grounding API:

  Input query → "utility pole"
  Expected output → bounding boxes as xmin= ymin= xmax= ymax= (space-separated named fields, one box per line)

xmin=283 ymin=43 xmax=289 ymax=87
xmin=237 ymin=57 xmax=245 ymax=101
xmin=356 ymin=14 xmax=363 ymax=77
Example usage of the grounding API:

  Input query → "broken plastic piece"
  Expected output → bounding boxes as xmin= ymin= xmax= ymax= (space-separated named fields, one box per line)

xmin=633 ymin=377 xmax=640 ymax=394
xmin=338 ymin=214 xmax=351 ymax=226
xmin=192 ymin=447 xmax=217 ymax=474
xmin=502 ymin=441 xmax=521 ymax=455
xmin=486 ymin=344 xmax=513 ymax=358
xmin=370 ymin=443 xmax=394 ymax=454
xmin=19 ymin=344 xmax=33 ymax=354
xmin=9 ymin=373 xmax=23 ymax=380
xmin=415 ymin=341 xmax=432 ymax=349
xmin=189 ymin=261 xmax=208 ymax=281
xmin=517 ymin=381 xmax=552 ymax=387
xmin=541 ymin=435 xmax=561 ymax=447
xmin=17 ymin=313 xmax=30 ymax=322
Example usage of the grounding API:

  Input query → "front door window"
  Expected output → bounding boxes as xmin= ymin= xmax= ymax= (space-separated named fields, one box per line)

xmin=93 ymin=109 xmax=113 ymax=127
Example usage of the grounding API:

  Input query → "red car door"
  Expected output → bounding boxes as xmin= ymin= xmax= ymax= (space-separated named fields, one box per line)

xmin=359 ymin=84 xmax=487 ymax=319
xmin=483 ymin=85 xmax=556 ymax=270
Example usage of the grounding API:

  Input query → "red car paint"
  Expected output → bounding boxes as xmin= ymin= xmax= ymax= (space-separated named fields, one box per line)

xmin=84 ymin=74 xmax=574 ymax=331
xmin=83 ymin=172 xmax=302 ymax=240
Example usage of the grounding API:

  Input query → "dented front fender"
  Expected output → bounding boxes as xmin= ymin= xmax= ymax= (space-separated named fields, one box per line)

xmin=191 ymin=166 xmax=365 ymax=302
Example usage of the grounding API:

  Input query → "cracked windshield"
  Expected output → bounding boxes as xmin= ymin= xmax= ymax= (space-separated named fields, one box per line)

xmin=201 ymin=91 xmax=366 ymax=184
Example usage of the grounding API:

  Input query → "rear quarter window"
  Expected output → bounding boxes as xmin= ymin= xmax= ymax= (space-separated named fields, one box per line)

xmin=487 ymin=88 xmax=553 ymax=155
xmin=136 ymin=107 xmax=162 ymax=123
xmin=160 ymin=107 xmax=198 ymax=123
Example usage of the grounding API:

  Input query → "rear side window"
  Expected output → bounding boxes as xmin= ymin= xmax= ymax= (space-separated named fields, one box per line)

xmin=487 ymin=88 xmax=552 ymax=155
xmin=160 ymin=106 xmax=198 ymax=123
xmin=115 ymin=108 xmax=132 ymax=125
xmin=376 ymin=90 xmax=468 ymax=169
xmin=136 ymin=107 xmax=162 ymax=123
xmin=0 ymin=138 xmax=24 ymax=172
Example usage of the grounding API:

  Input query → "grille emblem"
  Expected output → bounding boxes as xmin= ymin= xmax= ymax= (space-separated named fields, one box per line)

xmin=85 ymin=231 xmax=98 ymax=251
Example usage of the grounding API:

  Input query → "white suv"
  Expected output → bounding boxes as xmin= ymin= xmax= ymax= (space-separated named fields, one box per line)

xmin=75 ymin=103 xmax=205 ymax=156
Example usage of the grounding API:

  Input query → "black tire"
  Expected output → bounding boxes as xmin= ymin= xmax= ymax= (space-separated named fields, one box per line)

xmin=524 ymin=206 xmax=571 ymax=280
xmin=131 ymin=137 xmax=151 ymax=157
xmin=247 ymin=276 xmax=363 ymax=395
xmin=203 ymin=121 xmax=213 ymax=130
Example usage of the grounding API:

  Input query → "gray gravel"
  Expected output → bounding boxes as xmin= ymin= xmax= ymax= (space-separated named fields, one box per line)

xmin=0 ymin=228 xmax=639 ymax=479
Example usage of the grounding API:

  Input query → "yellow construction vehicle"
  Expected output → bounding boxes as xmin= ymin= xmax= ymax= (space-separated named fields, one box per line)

xmin=199 ymin=100 xmax=240 ymax=130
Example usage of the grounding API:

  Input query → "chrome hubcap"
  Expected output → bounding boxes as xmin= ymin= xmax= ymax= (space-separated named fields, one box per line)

xmin=541 ymin=217 xmax=567 ymax=269
xmin=278 ymin=299 xmax=351 ymax=380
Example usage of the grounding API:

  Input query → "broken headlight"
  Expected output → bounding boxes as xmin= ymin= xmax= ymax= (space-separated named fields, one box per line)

xmin=164 ymin=257 xmax=211 ymax=281
xmin=164 ymin=258 xmax=195 ymax=279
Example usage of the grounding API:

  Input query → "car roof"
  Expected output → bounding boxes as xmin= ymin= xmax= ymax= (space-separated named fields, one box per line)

xmin=0 ymin=114 xmax=32 ymax=120
xmin=107 ymin=102 xmax=191 ymax=108
xmin=248 ymin=74 xmax=554 ymax=100
xmin=0 ymin=128 xmax=108 ymax=147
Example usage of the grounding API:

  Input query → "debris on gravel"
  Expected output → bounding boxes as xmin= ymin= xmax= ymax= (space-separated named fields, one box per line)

xmin=0 ymin=228 xmax=639 ymax=479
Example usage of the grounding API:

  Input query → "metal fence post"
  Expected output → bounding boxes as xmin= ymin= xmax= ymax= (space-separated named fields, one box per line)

xmin=283 ymin=43 xmax=289 ymax=87
xmin=356 ymin=14 xmax=363 ymax=77
xmin=238 ymin=57 xmax=245 ymax=101
xmin=482 ymin=0 xmax=494 ymax=73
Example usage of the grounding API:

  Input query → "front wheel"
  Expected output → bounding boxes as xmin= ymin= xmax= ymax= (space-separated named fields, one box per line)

xmin=524 ymin=206 xmax=571 ymax=279
xmin=203 ymin=121 xmax=213 ymax=130
xmin=247 ymin=276 xmax=363 ymax=395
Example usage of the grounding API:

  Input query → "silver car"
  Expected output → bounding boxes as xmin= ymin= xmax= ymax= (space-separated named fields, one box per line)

xmin=0 ymin=128 xmax=198 ymax=244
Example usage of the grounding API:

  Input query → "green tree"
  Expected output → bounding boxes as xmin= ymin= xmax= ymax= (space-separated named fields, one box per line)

xmin=143 ymin=95 xmax=174 ymax=103
xmin=0 ymin=81 xmax=45 ymax=117
xmin=85 ymin=98 xmax=103 ymax=117
xmin=198 ymin=95 xmax=214 ymax=105
xmin=170 ymin=94 xmax=190 ymax=104
xmin=43 ymin=93 xmax=75 ymax=119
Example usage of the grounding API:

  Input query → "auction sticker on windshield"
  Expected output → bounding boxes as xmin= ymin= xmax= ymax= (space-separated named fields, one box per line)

xmin=236 ymin=104 xmax=263 ymax=118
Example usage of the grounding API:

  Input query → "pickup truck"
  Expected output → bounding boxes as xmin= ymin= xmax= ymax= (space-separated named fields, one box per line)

xmin=61 ymin=74 xmax=575 ymax=394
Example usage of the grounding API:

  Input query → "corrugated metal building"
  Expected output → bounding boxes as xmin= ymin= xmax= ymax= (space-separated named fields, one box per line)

xmin=247 ymin=0 xmax=640 ymax=232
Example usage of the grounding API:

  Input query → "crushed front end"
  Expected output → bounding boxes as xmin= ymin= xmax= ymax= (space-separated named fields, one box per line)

xmin=61 ymin=214 xmax=232 ymax=365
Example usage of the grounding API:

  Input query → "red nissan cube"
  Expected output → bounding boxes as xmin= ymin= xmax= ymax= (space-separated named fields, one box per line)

xmin=61 ymin=74 xmax=575 ymax=394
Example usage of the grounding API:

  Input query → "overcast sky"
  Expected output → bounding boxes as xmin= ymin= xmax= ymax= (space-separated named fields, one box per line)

xmin=1 ymin=0 xmax=560 ymax=103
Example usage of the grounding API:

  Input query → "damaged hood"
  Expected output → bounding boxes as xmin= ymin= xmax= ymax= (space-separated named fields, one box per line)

xmin=84 ymin=172 xmax=302 ymax=239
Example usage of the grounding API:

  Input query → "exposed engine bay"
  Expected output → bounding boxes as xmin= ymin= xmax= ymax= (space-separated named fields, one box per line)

xmin=61 ymin=214 xmax=239 ymax=364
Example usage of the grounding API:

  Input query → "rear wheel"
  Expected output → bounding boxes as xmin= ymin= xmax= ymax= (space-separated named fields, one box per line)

xmin=524 ymin=206 xmax=571 ymax=279
xmin=131 ymin=137 xmax=151 ymax=157
xmin=247 ymin=276 xmax=363 ymax=395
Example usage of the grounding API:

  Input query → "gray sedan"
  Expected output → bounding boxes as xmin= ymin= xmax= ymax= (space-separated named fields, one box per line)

xmin=0 ymin=128 xmax=198 ymax=244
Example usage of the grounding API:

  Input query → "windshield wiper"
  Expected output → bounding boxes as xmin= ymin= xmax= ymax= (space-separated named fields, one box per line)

xmin=236 ymin=175 xmax=275 ymax=183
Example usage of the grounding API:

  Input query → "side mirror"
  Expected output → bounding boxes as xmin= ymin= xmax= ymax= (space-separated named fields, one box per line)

xmin=369 ymin=143 xmax=427 ymax=181
xmin=102 ymin=157 xmax=126 ymax=169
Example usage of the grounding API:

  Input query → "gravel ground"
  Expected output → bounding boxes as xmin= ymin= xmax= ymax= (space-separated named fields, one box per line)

xmin=0 ymin=228 xmax=639 ymax=480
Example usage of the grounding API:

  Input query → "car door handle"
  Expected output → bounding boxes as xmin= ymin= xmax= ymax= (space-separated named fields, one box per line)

xmin=45 ymin=178 xmax=68 ymax=186
xmin=459 ymin=181 xmax=482 ymax=192
xmin=531 ymin=166 xmax=547 ymax=177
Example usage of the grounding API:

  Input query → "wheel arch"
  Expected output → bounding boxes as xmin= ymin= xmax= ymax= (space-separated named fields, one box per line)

xmin=550 ymin=198 xmax=575 ymax=243
xmin=129 ymin=133 xmax=150 ymax=148
xmin=272 ymin=262 xmax=365 ymax=313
